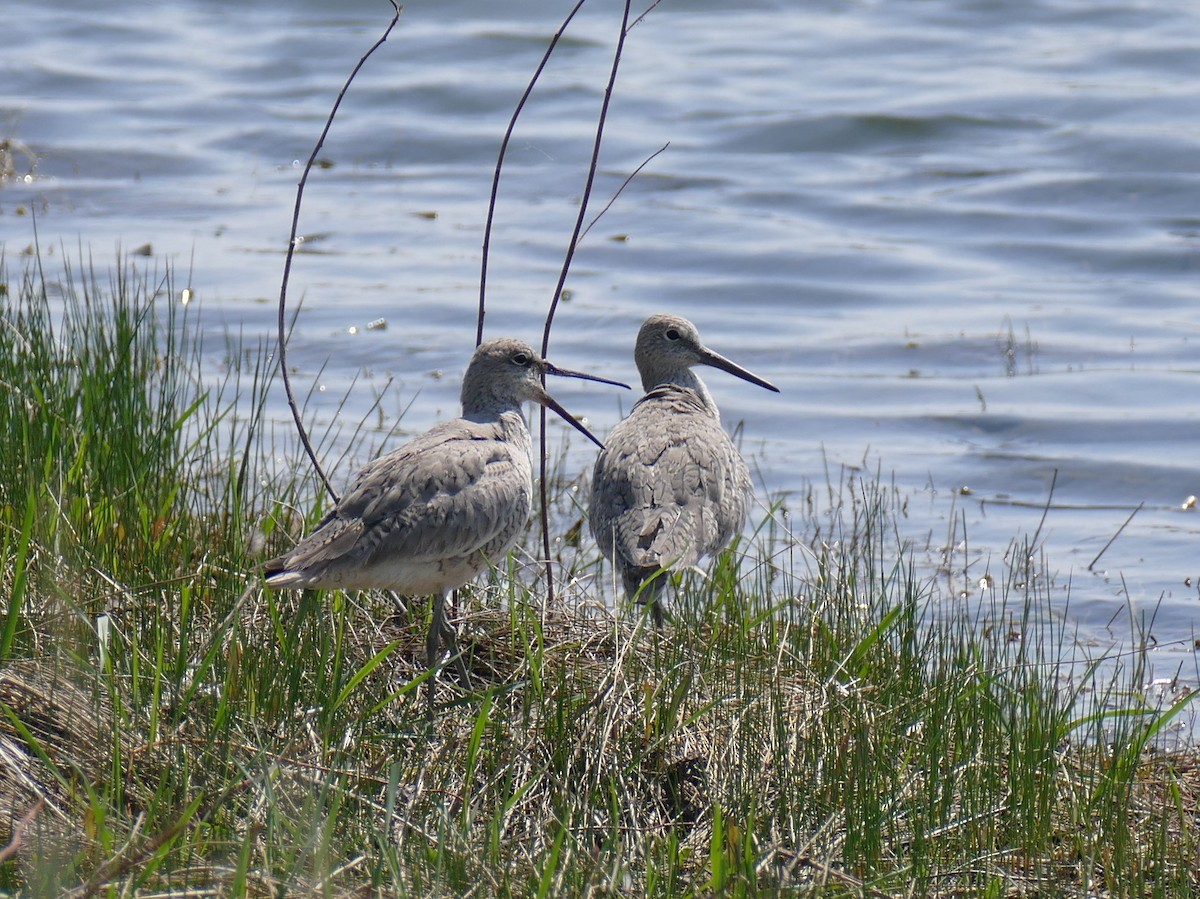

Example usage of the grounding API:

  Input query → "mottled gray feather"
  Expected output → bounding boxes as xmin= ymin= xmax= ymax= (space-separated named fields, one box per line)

xmin=588 ymin=314 xmax=777 ymax=606
xmin=264 ymin=335 xmax=621 ymax=714
xmin=269 ymin=414 xmax=532 ymax=589
xmin=591 ymin=384 xmax=750 ymax=579
xmin=262 ymin=337 xmax=568 ymax=596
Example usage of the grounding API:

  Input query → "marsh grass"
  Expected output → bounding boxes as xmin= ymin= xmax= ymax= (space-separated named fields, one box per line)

xmin=0 ymin=253 xmax=1196 ymax=896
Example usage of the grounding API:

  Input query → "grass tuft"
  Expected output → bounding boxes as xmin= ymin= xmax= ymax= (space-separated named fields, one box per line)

xmin=0 ymin=251 xmax=1195 ymax=896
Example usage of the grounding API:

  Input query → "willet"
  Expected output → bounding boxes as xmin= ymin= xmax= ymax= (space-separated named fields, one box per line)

xmin=265 ymin=337 xmax=627 ymax=712
xmin=589 ymin=313 xmax=779 ymax=624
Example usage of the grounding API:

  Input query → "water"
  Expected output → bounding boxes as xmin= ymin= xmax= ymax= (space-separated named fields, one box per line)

xmin=4 ymin=0 xmax=1199 ymax=704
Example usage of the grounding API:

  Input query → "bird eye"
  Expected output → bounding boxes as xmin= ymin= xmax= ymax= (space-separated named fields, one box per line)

xmin=665 ymin=328 xmax=680 ymax=341
xmin=511 ymin=351 xmax=531 ymax=366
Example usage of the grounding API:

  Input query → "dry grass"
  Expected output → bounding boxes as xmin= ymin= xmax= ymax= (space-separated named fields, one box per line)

xmin=0 ymin=567 xmax=1199 ymax=897
xmin=1 ymin=589 xmax=1197 ymax=897
xmin=0 ymin=252 xmax=1198 ymax=896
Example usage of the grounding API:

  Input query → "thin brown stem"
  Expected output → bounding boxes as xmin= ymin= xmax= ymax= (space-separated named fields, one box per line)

xmin=277 ymin=2 xmax=403 ymax=503
xmin=477 ymin=0 xmax=590 ymax=347
xmin=0 ymin=799 xmax=43 ymax=863
xmin=539 ymin=0 xmax=636 ymax=606
xmin=579 ymin=142 xmax=669 ymax=242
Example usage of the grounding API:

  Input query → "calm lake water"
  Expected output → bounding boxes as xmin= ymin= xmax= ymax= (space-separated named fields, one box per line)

xmin=4 ymin=0 xmax=1199 ymax=711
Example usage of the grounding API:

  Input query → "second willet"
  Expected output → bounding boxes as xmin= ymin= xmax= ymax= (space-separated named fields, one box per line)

xmin=265 ymin=337 xmax=627 ymax=712
xmin=589 ymin=313 xmax=779 ymax=624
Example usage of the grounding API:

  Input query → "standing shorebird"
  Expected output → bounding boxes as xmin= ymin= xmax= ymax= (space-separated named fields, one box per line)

xmin=265 ymin=337 xmax=627 ymax=711
xmin=589 ymin=313 xmax=779 ymax=624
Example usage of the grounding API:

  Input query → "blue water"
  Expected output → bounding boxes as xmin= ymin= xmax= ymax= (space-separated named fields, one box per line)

xmin=4 ymin=0 xmax=1199 ymax=711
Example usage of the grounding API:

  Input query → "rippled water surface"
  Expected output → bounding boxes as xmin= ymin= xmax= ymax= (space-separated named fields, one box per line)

xmin=4 ymin=0 xmax=1199 ymax=698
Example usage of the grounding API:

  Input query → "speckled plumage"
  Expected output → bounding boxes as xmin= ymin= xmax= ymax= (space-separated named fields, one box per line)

xmin=265 ymin=412 xmax=534 ymax=596
xmin=266 ymin=336 xmax=625 ymax=710
xmin=590 ymin=314 xmax=779 ymax=620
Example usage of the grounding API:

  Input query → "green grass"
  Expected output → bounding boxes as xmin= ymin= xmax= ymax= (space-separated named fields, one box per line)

xmin=0 ymin=251 xmax=1196 ymax=897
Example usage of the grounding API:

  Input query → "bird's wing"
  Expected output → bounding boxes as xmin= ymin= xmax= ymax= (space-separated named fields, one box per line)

xmin=275 ymin=418 xmax=531 ymax=574
xmin=590 ymin=386 xmax=750 ymax=573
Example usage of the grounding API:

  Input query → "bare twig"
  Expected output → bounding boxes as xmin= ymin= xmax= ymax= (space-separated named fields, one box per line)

xmin=538 ymin=4 xmax=634 ymax=354
xmin=579 ymin=142 xmax=669 ymax=242
xmin=0 ymin=799 xmax=44 ymax=863
xmin=277 ymin=2 xmax=403 ymax=503
xmin=538 ymin=0 xmax=636 ymax=606
xmin=1088 ymin=501 xmax=1144 ymax=572
xmin=477 ymin=0 xmax=590 ymax=347
xmin=630 ymin=0 xmax=664 ymax=30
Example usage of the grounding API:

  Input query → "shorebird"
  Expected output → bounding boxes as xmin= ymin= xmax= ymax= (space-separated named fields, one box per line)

xmin=589 ymin=313 xmax=779 ymax=624
xmin=265 ymin=337 xmax=627 ymax=711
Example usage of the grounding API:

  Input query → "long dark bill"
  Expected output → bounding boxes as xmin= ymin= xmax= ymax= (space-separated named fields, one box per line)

xmin=544 ymin=361 xmax=631 ymax=392
xmin=540 ymin=392 xmax=607 ymax=449
xmin=540 ymin=361 xmax=631 ymax=450
xmin=699 ymin=348 xmax=780 ymax=393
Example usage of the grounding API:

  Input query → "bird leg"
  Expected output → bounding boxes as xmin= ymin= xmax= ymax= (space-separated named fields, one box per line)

xmin=629 ymin=569 xmax=668 ymax=628
xmin=427 ymin=590 xmax=447 ymax=719
xmin=649 ymin=596 xmax=665 ymax=629
xmin=440 ymin=588 xmax=472 ymax=688
xmin=426 ymin=590 xmax=473 ymax=721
